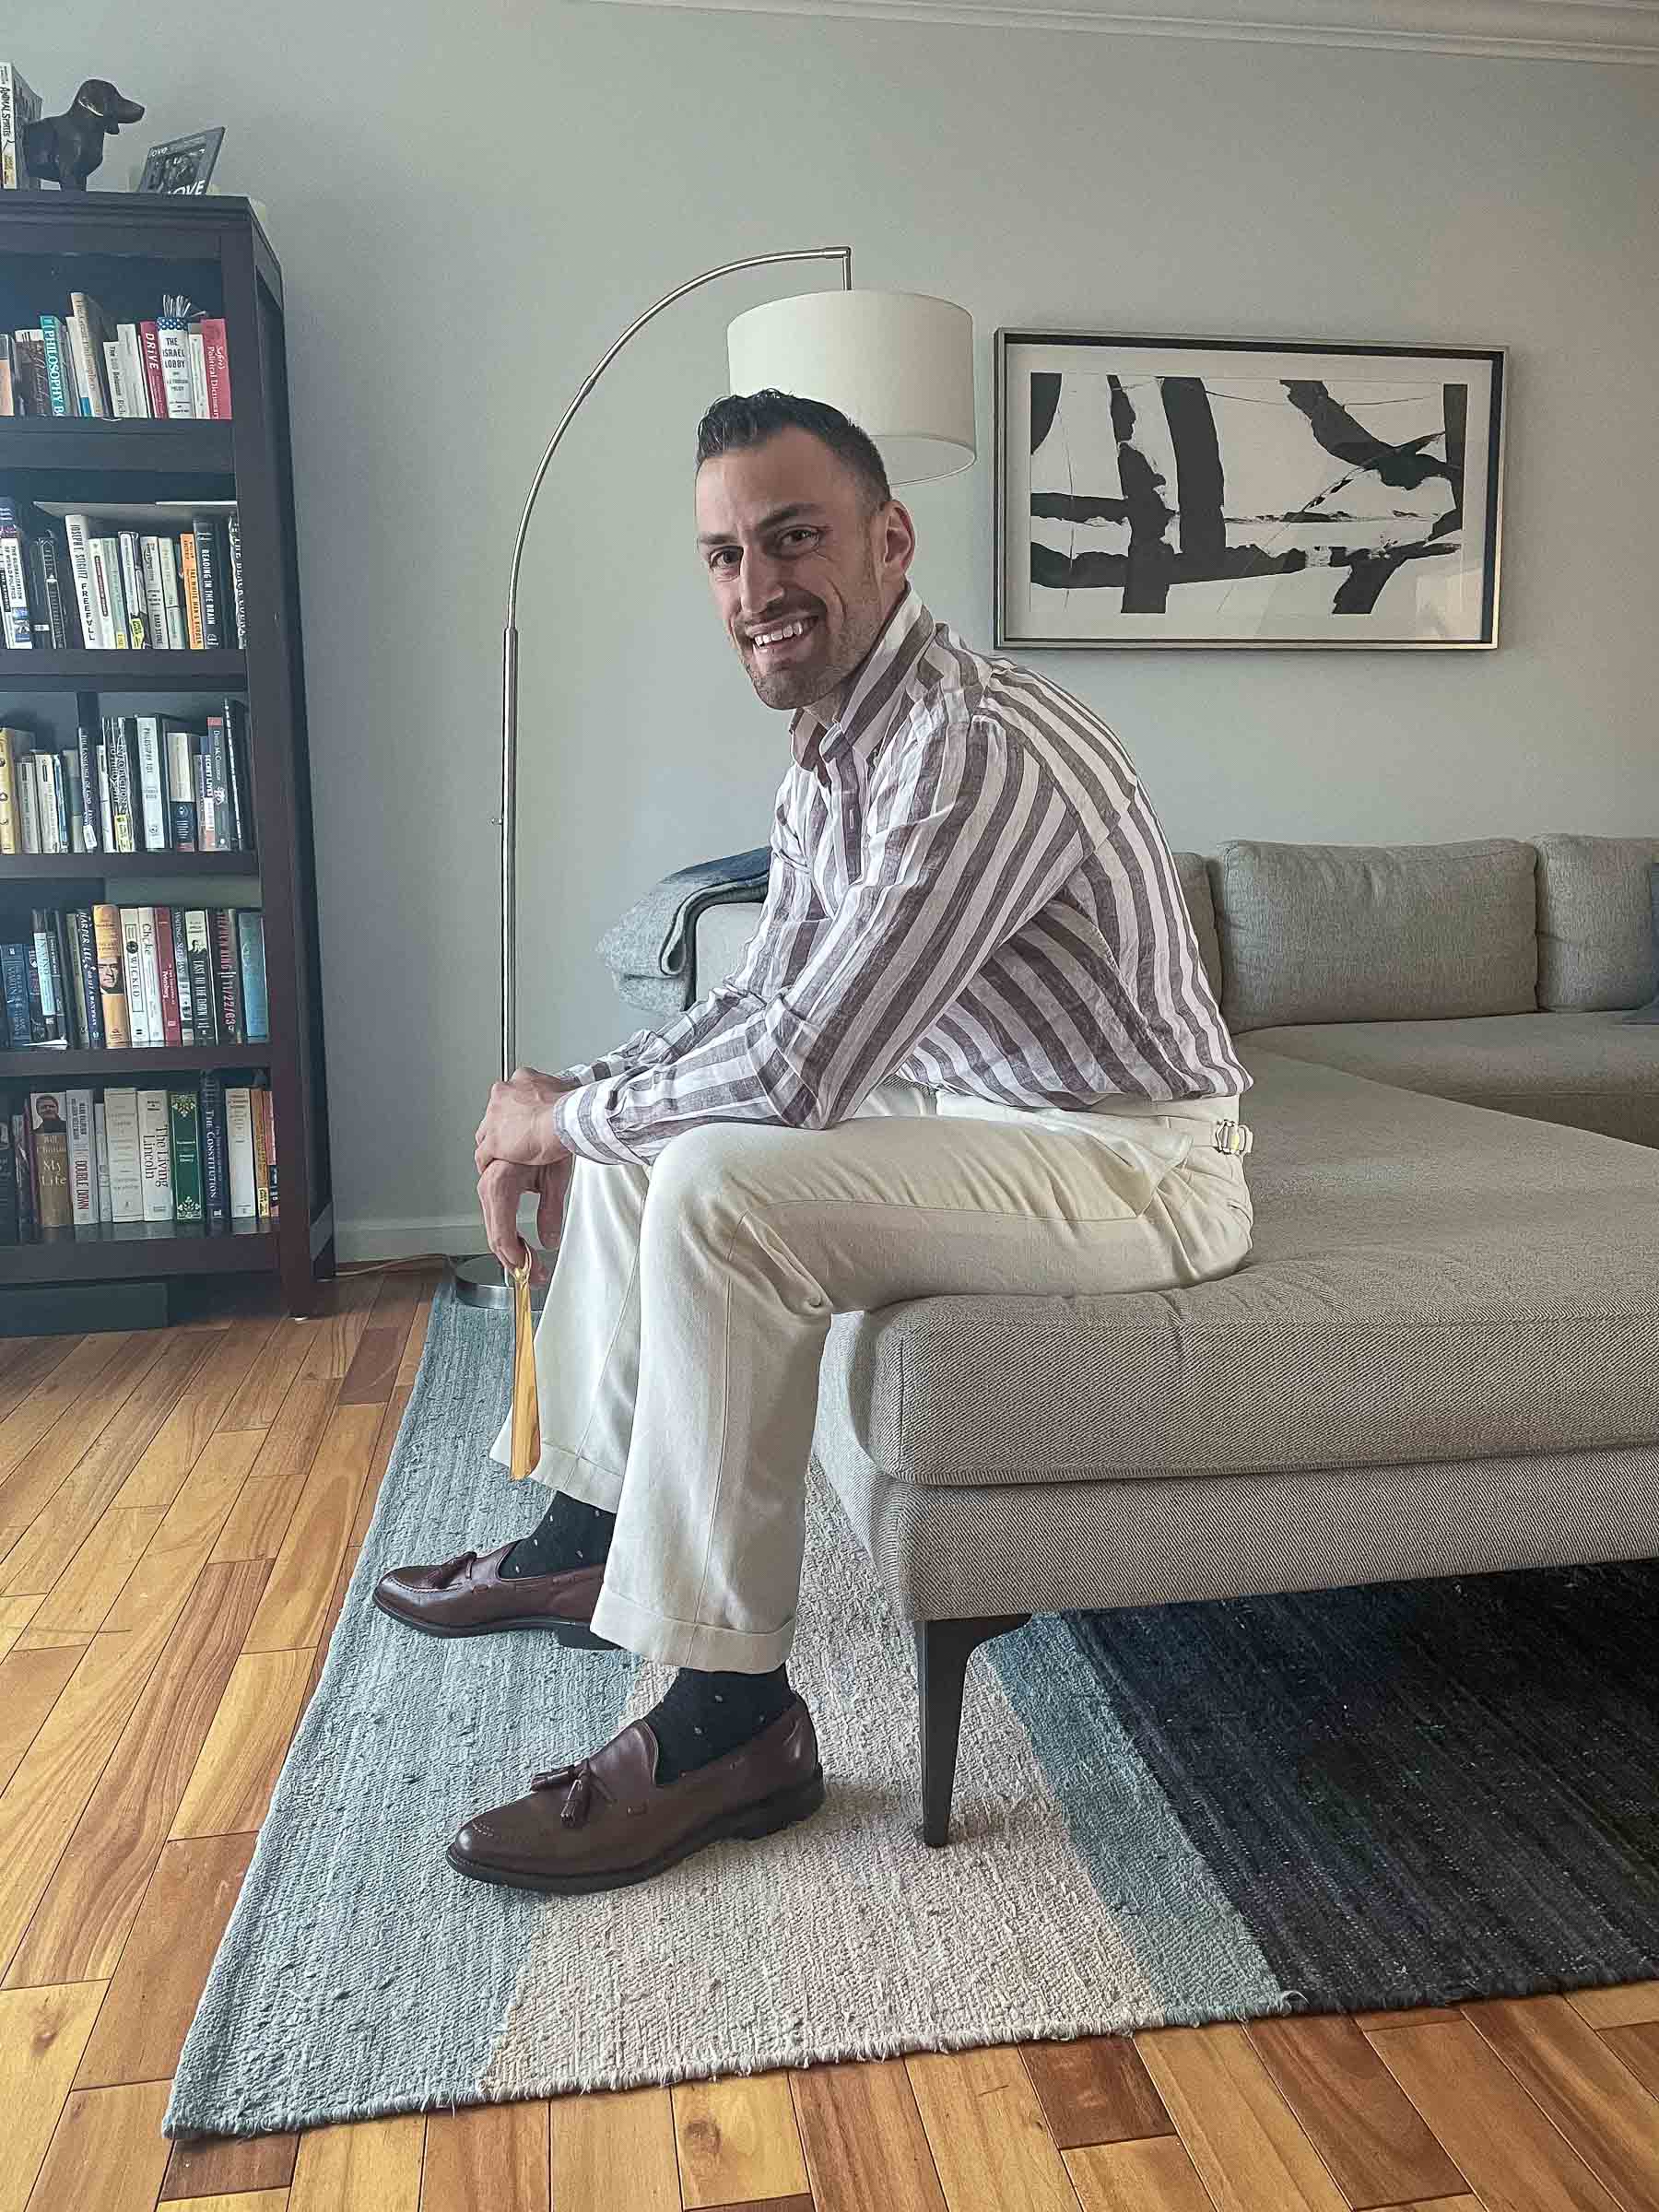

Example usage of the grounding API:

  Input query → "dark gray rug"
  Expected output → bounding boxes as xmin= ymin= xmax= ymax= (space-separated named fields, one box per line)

xmin=167 ymin=1279 xmax=1659 ymax=2136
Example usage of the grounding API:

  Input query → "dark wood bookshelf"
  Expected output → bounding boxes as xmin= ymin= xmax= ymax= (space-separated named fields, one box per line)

xmin=1 ymin=192 xmax=332 ymax=1326
xmin=1 ymin=650 xmax=246 ymax=691
xmin=0 ymin=850 xmax=259 ymax=879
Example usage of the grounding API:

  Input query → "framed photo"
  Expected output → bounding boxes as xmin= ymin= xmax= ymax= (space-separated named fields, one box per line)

xmin=994 ymin=330 xmax=1505 ymax=650
xmin=135 ymin=126 xmax=225 ymax=195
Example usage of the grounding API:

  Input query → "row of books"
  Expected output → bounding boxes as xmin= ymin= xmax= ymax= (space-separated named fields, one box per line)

xmin=0 ymin=288 xmax=233 ymax=421
xmin=1 ymin=904 xmax=269 ymax=1052
xmin=0 ymin=64 xmax=41 ymax=192
xmin=3 ymin=1073 xmax=277 ymax=1243
xmin=0 ymin=710 xmax=253 ymax=856
xmin=0 ymin=501 xmax=245 ymax=652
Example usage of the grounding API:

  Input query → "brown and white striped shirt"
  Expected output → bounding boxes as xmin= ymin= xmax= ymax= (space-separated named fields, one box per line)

xmin=551 ymin=586 xmax=1251 ymax=1165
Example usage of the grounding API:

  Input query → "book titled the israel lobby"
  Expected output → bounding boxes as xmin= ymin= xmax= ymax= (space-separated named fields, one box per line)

xmin=994 ymin=330 xmax=1504 ymax=651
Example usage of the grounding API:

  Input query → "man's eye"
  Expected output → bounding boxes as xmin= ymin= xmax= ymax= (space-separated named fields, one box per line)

xmin=709 ymin=548 xmax=738 ymax=569
xmin=782 ymin=529 xmax=818 ymax=549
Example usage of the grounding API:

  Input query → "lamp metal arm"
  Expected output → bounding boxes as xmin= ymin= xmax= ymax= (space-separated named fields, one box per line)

xmin=499 ymin=245 xmax=853 ymax=1082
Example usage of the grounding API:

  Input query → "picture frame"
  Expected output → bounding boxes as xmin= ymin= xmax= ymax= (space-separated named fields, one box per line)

xmin=135 ymin=126 xmax=225 ymax=195
xmin=994 ymin=330 xmax=1506 ymax=651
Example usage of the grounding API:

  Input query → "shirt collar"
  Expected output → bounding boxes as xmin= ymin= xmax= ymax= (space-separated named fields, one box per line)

xmin=789 ymin=585 xmax=934 ymax=773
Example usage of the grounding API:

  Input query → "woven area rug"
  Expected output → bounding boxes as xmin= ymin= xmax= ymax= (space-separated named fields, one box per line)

xmin=168 ymin=1281 xmax=1659 ymax=2137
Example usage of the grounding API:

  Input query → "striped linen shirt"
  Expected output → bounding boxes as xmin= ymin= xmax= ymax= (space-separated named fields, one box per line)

xmin=550 ymin=585 xmax=1250 ymax=1166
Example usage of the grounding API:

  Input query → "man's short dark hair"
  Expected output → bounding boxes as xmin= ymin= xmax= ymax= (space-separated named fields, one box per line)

xmin=695 ymin=390 xmax=891 ymax=515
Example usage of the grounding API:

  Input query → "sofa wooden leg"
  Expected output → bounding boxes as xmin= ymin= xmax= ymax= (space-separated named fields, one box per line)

xmin=915 ymin=1613 xmax=1032 ymax=1847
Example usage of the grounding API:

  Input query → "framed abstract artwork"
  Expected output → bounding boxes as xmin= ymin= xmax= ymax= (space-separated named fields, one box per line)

xmin=994 ymin=331 xmax=1506 ymax=650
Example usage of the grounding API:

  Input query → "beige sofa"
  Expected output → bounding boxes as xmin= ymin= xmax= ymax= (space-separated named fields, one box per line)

xmin=682 ymin=833 xmax=1659 ymax=1841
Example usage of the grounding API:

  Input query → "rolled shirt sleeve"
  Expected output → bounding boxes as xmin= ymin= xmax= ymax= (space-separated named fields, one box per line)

xmin=550 ymin=714 xmax=1091 ymax=1165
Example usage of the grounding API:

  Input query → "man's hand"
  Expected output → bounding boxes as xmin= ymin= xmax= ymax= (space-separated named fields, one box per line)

xmin=477 ymin=1156 xmax=571 ymax=1285
xmin=475 ymin=1067 xmax=580 ymax=1285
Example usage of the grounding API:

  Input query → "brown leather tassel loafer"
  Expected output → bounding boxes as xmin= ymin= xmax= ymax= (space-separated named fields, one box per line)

xmin=447 ymin=1696 xmax=826 ymax=1894
xmin=372 ymin=1543 xmax=617 ymax=1648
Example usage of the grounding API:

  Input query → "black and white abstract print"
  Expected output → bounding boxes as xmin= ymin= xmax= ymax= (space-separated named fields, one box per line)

xmin=997 ymin=338 xmax=1503 ymax=648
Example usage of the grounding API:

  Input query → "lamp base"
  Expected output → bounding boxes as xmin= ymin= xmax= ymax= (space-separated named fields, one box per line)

xmin=449 ymin=1253 xmax=547 ymax=1312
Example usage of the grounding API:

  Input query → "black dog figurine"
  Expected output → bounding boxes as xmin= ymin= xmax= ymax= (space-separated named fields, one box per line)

xmin=23 ymin=80 xmax=146 ymax=192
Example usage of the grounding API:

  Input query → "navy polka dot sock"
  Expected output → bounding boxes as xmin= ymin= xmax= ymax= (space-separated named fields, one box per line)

xmin=499 ymin=1492 xmax=616 ymax=1579
xmin=646 ymin=1666 xmax=794 ymax=1784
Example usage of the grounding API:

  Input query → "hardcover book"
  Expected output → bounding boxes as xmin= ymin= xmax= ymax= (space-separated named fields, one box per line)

xmin=169 ymin=1087 xmax=205 ymax=1223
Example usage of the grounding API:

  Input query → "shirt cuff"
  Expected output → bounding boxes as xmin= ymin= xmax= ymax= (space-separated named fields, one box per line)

xmin=550 ymin=1081 xmax=646 ymax=1168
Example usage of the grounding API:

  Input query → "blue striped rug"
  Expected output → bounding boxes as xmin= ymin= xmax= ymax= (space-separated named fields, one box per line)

xmin=168 ymin=1281 xmax=1659 ymax=2137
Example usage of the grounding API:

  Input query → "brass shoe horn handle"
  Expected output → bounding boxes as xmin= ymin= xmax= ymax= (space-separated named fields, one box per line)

xmin=508 ymin=1255 xmax=542 ymax=1482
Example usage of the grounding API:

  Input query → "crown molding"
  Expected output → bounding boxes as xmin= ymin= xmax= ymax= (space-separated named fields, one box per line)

xmin=579 ymin=0 xmax=1659 ymax=63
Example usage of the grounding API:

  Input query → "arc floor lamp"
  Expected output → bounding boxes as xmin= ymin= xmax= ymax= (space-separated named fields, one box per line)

xmin=453 ymin=248 xmax=977 ymax=1304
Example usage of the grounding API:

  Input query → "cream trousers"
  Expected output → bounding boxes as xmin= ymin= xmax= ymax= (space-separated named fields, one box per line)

xmin=488 ymin=1083 xmax=1254 ymax=1672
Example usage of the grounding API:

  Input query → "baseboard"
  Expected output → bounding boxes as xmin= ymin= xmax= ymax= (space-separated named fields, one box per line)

xmin=335 ymin=1215 xmax=487 ymax=1264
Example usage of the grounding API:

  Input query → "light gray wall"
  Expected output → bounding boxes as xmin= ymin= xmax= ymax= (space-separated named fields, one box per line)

xmin=25 ymin=6 xmax=1659 ymax=1252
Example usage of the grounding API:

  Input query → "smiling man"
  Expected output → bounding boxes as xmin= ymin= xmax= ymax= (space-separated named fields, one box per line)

xmin=376 ymin=389 xmax=1256 ymax=1897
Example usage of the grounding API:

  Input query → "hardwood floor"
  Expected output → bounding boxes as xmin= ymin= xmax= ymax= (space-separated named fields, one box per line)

xmin=3 ymin=1269 xmax=1657 ymax=2212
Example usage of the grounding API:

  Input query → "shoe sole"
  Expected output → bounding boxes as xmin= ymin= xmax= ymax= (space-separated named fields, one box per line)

xmin=371 ymin=1589 xmax=618 ymax=1650
xmin=445 ymin=1765 xmax=828 ymax=1895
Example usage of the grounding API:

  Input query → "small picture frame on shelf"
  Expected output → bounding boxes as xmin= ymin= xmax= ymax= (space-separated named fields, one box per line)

xmin=135 ymin=127 xmax=223 ymax=195
xmin=994 ymin=329 xmax=1506 ymax=651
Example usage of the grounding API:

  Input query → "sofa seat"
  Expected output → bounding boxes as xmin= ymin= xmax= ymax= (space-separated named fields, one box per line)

xmin=810 ymin=1046 xmax=1659 ymax=1495
xmin=1242 ymin=1009 xmax=1658 ymax=1148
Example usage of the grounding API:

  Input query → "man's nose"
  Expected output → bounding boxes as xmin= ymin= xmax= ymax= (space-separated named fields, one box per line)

xmin=737 ymin=548 xmax=788 ymax=619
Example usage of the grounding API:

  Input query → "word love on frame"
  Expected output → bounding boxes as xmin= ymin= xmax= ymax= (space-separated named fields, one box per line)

xmin=994 ymin=331 xmax=1505 ymax=650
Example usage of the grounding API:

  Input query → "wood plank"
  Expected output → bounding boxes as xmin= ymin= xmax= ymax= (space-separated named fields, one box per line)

xmin=109 ymin=1321 xmax=279 ymax=1512
xmin=699 ymin=2201 xmax=813 ymax=2212
xmin=210 ymin=1379 xmax=342 ymax=1564
xmin=171 ymin=1646 xmax=312 ymax=1837
xmin=0 ymin=1330 xmax=149 ymax=1491
xmin=0 ymin=1338 xmax=76 ymax=1427
xmin=0 ymin=1333 xmax=170 ymax=1555
xmin=32 ymin=1503 xmax=165 ymax=1635
xmin=75 ymin=1831 xmax=254 ymax=2088
xmin=549 ymin=2087 xmax=679 ymax=2212
xmin=369 ymin=1265 xmax=431 ymax=1340
xmin=395 ymin=1282 xmax=437 ymax=1389
xmin=0 ymin=1593 xmax=44 ymax=1653
xmin=1368 ymin=2017 xmax=1627 ymax=2212
xmin=13 ymin=1626 xmax=93 ymax=1649
xmin=5 ymin=1556 xmax=270 ymax=1986
xmin=302 ymin=1545 xmax=361 ymax=1709
xmin=297 ymin=1271 xmax=382 ymax=1382
xmin=1568 ymin=1983 xmax=1659 ymax=2029
xmin=219 ymin=1318 xmax=312 ymax=1432
xmin=288 ymin=2114 xmax=426 ymax=2212
xmin=101 ymin=1429 xmax=267 ymax=1638
xmin=419 ymin=2100 xmax=549 ymax=2212
xmin=23 ymin=2078 xmax=172 ymax=2212
xmin=1023 ymin=2036 xmax=1174 ymax=2150
xmin=1602 ymin=2022 xmax=1659 ymax=2099
xmin=792 ymin=2059 xmax=947 ymax=2212
xmin=162 ymin=2133 xmax=300 ymax=2201
xmin=1132 ymin=2025 xmax=1347 ymax=2212
xmin=0 ymin=1645 xmax=85 ymax=1793
xmin=675 ymin=2073 xmax=812 ymax=2207
xmin=0 ymin=1981 xmax=108 ymax=2212
xmin=241 ymin=1401 xmax=382 ymax=1651
xmin=351 ymin=1387 xmax=410 ymax=1546
xmin=166 ymin=2194 xmax=289 ymax=2212
xmin=1459 ymin=1994 xmax=1659 ymax=2210
xmin=0 ymin=1335 xmax=210 ymax=1594
xmin=339 ymin=1326 xmax=402 ymax=1407
xmin=1065 ymin=2136 xmax=1218 ymax=2212
xmin=907 ymin=2046 xmax=1079 ymax=2212
xmin=1246 ymin=2013 xmax=1465 ymax=2208
xmin=1352 ymin=2007 xmax=1464 ymax=2031
xmin=0 ymin=1631 xmax=172 ymax=1980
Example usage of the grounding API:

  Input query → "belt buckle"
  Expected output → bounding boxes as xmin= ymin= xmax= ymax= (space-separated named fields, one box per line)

xmin=1213 ymin=1119 xmax=1253 ymax=1156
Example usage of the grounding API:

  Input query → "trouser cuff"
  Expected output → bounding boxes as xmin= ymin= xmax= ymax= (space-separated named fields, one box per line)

xmin=589 ymin=1583 xmax=795 ymax=1673
xmin=486 ymin=1431 xmax=626 ymax=1510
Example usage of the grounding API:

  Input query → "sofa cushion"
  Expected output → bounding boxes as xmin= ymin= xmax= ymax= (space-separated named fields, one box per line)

xmin=810 ymin=1046 xmax=1659 ymax=1489
xmin=1172 ymin=850 xmax=1223 ymax=999
xmin=1536 ymin=835 xmax=1659 ymax=1011
xmin=1210 ymin=838 xmax=1537 ymax=1030
xmin=1243 ymin=1011 xmax=1659 ymax=1149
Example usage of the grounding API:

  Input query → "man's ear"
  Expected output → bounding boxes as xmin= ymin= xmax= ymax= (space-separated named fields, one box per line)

xmin=880 ymin=498 xmax=916 ymax=582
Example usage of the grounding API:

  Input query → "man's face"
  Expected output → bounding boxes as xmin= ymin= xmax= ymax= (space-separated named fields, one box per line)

xmin=696 ymin=425 xmax=915 ymax=712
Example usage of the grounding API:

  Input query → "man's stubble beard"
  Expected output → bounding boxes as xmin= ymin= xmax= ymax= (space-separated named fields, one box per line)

xmin=745 ymin=554 xmax=888 ymax=714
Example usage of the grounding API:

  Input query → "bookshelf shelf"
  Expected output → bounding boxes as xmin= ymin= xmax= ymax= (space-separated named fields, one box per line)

xmin=0 ymin=420 xmax=235 ymax=473
xmin=0 ymin=851 xmax=259 ymax=880
xmin=4 ymin=1219 xmax=274 ymax=1284
xmin=2 ymin=192 xmax=332 ymax=1325
xmin=0 ymin=651 xmax=247 ymax=693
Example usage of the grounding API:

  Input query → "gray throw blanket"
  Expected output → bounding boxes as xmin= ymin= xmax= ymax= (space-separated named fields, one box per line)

xmin=597 ymin=843 xmax=771 ymax=1017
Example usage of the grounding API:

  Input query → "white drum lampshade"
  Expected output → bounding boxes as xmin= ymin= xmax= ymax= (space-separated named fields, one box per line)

xmin=726 ymin=288 xmax=976 ymax=487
